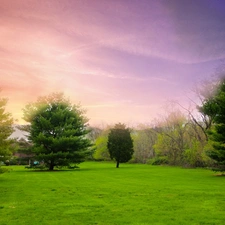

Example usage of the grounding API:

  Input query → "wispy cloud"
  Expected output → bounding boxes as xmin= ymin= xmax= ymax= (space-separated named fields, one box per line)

xmin=1 ymin=0 xmax=224 ymax=125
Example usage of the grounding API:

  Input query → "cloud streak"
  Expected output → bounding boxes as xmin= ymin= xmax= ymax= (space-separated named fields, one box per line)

xmin=1 ymin=0 xmax=225 ymax=125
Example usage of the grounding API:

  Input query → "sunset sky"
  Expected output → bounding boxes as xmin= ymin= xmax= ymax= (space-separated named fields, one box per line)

xmin=1 ymin=0 xmax=225 ymax=126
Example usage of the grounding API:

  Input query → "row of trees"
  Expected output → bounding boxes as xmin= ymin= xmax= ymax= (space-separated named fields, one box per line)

xmin=1 ymin=76 xmax=225 ymax=172
xmin=93 ymin=111 xmax=209 ymax=167
xmin=93 ymin=76 xmax=225 ymax=172
xmin=0 ymin=92 xmax=133 ymax=171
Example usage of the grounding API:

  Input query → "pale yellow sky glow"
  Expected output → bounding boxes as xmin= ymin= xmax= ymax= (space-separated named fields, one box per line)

xmin=1 ymin=0 xmax=225 ymax=126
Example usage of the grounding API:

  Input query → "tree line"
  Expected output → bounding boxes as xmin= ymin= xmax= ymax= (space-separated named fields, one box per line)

xmin=1 ymin=75 xmax=225 ymax=173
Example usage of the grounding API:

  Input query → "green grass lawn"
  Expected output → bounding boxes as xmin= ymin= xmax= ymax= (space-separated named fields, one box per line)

xmin=0 ymin=162 xmax=225 ymax=225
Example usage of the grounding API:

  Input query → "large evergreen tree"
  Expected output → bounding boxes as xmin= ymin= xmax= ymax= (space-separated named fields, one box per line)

xmin=107 ymin=123 xmax=133 ymax=168
xmin=0 ymin=96 xmax=14 ymax=173
xmin=201 ymin=77 xmax=225 ymax=171
xmin=23 ymin=93 xmax=92 ymax=170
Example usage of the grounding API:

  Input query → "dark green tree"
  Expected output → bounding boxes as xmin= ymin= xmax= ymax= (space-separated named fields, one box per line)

xmin=0 ymin=95 xmax=14 ymax=173
xmin=22 ymin=93 xmax=92 ymax=171
xmin=107 ymin=123 xmax=133 ymax=168
xmin=200 ymin=77 xmax=225 ymax=172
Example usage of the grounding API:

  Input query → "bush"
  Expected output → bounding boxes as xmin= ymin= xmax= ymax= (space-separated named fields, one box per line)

xmin=5 ymin=157 xmax=30 ymax=166
xmin=0 ymin=167 xmax=8 ymax=174
xmin=148 ymin=156 xmax=168 ymax=165
xmin=211 ymin=165 xmax=225 ymax=175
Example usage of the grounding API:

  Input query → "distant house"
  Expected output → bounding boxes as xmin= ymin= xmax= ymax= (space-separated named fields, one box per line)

xmin=10 ymin=125 xmax=28 ymax=140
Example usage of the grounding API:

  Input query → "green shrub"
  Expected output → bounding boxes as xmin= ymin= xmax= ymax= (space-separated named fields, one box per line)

xmin=148 ymin=156 xmax=168 ymax=165
xmin=0 ymin=167 xmax=8 ymax=174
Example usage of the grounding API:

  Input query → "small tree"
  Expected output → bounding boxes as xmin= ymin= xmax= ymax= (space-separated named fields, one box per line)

xmin=0 ymin=96 xmax=14 ymax=173
xmin=153 ymin=111 xmax=188 ymax=165
xmin=107 ymin=123 xmax=133 ymax=168
xmin=200 ymin=77 xmax=225 ymax=172
xmin=22 ymin=92 xmax=92 ymax=170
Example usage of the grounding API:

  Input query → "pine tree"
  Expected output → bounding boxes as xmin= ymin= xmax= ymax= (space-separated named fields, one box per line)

xmin=23 ymin=93 xmax=92 ymax=170
xmin=201 ymin=78 xmax=225 ymax=172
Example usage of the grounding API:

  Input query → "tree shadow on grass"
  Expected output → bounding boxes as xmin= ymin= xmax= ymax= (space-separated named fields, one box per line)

xmin=80 ymin=165 xmax=137 ymax=172
xmin=25 ymin=168 xmax=82 ymax=172
xmin=4 ymin=167 xmax=81 ymax=173
xmin=4 ymin=162 xmax=138 ymax=173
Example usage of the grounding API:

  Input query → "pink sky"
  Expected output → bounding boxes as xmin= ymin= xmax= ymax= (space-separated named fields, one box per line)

xmin=1 ymin=0 xmax=225 ymax=126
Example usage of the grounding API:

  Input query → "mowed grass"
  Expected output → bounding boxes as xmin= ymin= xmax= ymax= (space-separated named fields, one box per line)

xmin=0 ymin=162 xmax=225 ymax=225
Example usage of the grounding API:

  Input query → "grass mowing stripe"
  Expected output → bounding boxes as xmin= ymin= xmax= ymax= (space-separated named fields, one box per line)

xmin=0 ymin=162 xmax=225 ymax=225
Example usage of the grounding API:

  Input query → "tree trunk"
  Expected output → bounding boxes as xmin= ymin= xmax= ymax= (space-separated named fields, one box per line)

xmin=116 ymin=161 xmax=120 ymax=168
xmin=49 ymin=161 xmax=54 ymax=171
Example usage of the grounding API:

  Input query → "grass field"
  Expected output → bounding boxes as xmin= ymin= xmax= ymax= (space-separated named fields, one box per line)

xmin=0 ymin=162 xmax=225 ymax=225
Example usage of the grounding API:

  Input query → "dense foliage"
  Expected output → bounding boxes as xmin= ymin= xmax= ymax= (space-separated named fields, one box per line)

xmin=132 ymin=127 xmax=156 ymax=163
xmin=107 ymin=123 xmax=133 ymax=168
xmin=22 ymin=93 xmax=92 ymax=170
xmin=200 ymin=78 xmax=225 ymax=171
xmin=153 ymin=109 xmax=210 ymax=167
xmin=0 ymin=96 xmax=14 ymax=173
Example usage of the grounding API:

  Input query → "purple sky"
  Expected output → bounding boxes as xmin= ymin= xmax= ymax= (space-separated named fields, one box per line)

xmin=1 ymin=0 xmax=225 ymax=126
